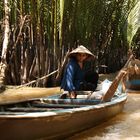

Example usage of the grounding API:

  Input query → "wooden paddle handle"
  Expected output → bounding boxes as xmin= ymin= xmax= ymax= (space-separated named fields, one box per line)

xmin=102 ymin=55 xmax=133 ymax=102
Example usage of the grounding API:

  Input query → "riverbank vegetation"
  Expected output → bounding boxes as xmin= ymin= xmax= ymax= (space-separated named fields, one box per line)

xmin=0 ymin=0 xmax=140 ymax=87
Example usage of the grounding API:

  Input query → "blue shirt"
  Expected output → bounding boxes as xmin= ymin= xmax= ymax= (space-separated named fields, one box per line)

xmin=61 ymin=58 xmax=85 ymax=91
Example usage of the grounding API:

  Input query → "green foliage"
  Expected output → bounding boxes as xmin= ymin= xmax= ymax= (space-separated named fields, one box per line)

xmin=0 ymin=0 xmax=140 ymax=85
xmin=127 ymin=0 xmax=140 ymax=46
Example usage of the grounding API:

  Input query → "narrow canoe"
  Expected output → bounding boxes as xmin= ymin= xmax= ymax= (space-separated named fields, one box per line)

xmin=0 ymin=81 xmax=127 ymax=140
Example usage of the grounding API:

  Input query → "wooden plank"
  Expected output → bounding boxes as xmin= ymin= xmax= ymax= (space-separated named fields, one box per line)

xmin=0 ymin=87 xmax=62 ymax=105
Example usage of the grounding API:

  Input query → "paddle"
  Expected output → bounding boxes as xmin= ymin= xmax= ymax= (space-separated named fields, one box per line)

xmin=102 ymin=55 xmax=134 ymax=102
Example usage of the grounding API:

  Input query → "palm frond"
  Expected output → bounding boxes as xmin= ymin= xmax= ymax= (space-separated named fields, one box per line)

xmin=127 ymin=0 xmax=140 ymax=46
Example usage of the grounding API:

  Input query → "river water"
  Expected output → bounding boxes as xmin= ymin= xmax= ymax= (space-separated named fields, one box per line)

xmin=68 ymin=93 xmax=140 ymax=140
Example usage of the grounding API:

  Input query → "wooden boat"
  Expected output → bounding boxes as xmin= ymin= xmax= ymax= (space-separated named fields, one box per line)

xmin=0 ymin=79 xmax=127 ymax=140
xmin=0 ymin=54 xmax=131 ymax=140
xmin=126 ymin=79 xmax=140 ymax=90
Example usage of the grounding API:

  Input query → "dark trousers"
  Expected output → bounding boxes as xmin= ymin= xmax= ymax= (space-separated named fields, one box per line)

xmin=79 ymin=71 xmax=99 ymax=91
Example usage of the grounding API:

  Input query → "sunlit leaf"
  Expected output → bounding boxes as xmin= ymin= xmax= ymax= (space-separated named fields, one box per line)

xmin=127 ymin=0 xmax=140 ymax=46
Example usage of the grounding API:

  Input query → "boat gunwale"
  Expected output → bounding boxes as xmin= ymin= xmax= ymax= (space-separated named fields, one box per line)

xmin=0 ymin=93 xmax=127 ymax=118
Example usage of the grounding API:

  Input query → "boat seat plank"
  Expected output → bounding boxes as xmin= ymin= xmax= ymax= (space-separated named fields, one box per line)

xmin=5 ymin=107 xmax=58 ymax=112
xmin=41 ymin=98 xmax=101 ymax=105
xmin=32 ymin=102 xmax=88 ymax=108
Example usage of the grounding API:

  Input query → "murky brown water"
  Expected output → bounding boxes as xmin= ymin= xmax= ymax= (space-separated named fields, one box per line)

xmin=68 ymin=93 xmax=140 ymax=140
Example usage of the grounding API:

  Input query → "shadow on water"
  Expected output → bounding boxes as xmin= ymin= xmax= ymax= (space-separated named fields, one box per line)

xmin=68 ymin=94 xmax=140 ymax=140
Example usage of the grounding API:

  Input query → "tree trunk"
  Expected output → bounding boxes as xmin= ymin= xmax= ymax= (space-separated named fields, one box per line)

xmin=0 ymin=0 xmax=10 ymax=84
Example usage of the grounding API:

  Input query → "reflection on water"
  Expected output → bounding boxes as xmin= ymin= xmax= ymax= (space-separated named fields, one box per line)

xmin=68 ymin=94 xmax=140 ymax=140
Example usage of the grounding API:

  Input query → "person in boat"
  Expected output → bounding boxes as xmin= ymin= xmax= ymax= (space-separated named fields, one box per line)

xmin=60 ymin=45 xmax=99 ymax=99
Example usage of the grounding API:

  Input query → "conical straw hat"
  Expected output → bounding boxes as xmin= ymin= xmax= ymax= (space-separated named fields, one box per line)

xmin=68 ymin=45 xmax=95 ymax=58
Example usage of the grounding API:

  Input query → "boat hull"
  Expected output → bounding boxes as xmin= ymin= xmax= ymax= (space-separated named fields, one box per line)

xmin=0 ymin=94 xmax=127 ymax=140
xmin=126 ymin=79 xmax=140 ymax=90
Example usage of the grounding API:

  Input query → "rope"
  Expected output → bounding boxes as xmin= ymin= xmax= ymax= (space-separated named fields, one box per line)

xmin=17 ymin=52 xmax=71 ymax=88
xmin=17 ymin=69 xmax=59 ymax=88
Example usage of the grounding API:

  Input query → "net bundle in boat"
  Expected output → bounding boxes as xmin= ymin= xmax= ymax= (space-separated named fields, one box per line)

xmin=127 ymin=59 xmax=140 ymax=80
xmin=126 ymin=59 xmax=140 ymax=90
